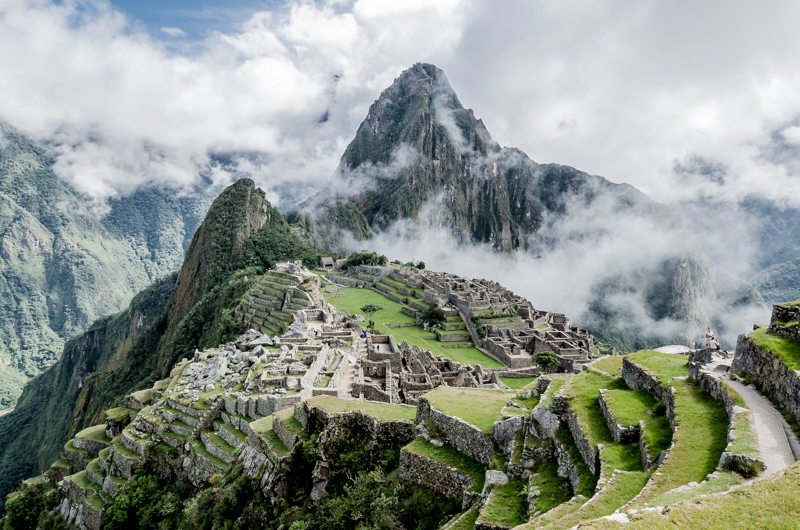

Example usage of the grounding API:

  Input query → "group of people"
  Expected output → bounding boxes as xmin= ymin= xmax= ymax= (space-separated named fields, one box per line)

xmin=704 ymin=327 xmax=721 ymax=350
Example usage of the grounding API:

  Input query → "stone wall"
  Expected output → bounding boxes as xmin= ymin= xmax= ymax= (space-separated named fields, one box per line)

xmin=416 ymin=399 xmax=497 ymax=465
xmin=621 ymin=358 xmax=676 ymax=429
xmin=598 ymin=389 xmax=639 ymax=444
xmin=399 ymin=449 xmax=477 ymax=505
xmin=491 ymin=415 xmax=524 ymax=456
xmin=552 ymin=436 xmax=581 ymax=493
xmin=563 ymin=409 xmax=600 ymax=475
xmin=305 ymin=404 xmax=416 ymax=450
xmin=731 ymin=333 xmax=800 ymax=425
xmin=637 ymin=419 xmax=667 ymax=472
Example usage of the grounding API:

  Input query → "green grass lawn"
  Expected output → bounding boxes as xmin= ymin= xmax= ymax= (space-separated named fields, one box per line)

xmin=629 ymin=379 xmax=728 ymax=508
xmin=307 ymin=396 xmax=417 ymax=422
xmin=75 ymin=424 xmax=112 ymax=444
xmin=403 ymin=438 xmax=485 ymax=490
xmin=326 ymin=287 xmax=503 ymax=368
xmin=249 ymin=416 xmax=290 ymax=457
xmin=275 ymin=408 xmax=306 ymax=438
xmin=602 ymin=388 xmax=659 ymax=427
xmin=546 ymin=471 xmax=650 ymax=530
xmin=500 ymin=376 xmax=538 ymax=389
xmin=593 ymin=356 xmax=623 ymax=376
xmin=447 ymin=509 xmax=480 ymax=530
xmin=626 ymin=351 xmax=689 ymax=381
xmin=104 ymin=407 xmax=135 ymax=421
xmin=477 ymin=479 xmax=528 ymax=527
xmin=424 ymin=386 xmax=514 ymax=433
xmin=749 ymin=327 xmax=800 ymax=371
xmin=582 ymin=464 xmax=800 ymax=529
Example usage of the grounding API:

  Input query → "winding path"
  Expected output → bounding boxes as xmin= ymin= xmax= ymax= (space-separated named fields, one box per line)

xmin=721 ymin=375 xmax=799 ymax=475
xmin=706 ymin=355 xmax=800 ymax=476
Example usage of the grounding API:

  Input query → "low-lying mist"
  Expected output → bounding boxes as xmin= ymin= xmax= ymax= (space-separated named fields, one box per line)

xmin=338 ymin=193 xmax=769 ymax=351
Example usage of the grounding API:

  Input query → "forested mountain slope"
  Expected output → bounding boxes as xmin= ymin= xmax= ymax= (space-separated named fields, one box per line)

xmin=0 ymin=179 xmax=323 ymax=503
xmin=0 ymin=129 xmax=215 ymax=408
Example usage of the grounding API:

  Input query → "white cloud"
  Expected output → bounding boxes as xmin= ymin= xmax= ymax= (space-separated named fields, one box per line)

xmin=160 ymin=27 xmax=186 ymax=37
xmin=0 ymin=0 xmax=472 ymax=207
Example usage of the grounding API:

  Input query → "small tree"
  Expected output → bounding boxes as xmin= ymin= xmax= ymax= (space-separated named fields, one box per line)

xmin=534 ymin=350 xmax=559 ymax=372
xmin=360 ymin=304 xmax=383 ymax=333
xmin=419 ymin=302 xmax=446 ymax=330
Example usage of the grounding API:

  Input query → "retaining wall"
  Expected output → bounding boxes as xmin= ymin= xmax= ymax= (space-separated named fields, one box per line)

xmin=731 ymin=333 xmax=800 ymax=425
xmin=416 ymin=399 xmax=497 ymax=465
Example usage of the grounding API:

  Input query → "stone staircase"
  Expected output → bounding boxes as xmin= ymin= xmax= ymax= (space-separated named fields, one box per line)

xmin=235 ymin=270 xmax=314 ymax=336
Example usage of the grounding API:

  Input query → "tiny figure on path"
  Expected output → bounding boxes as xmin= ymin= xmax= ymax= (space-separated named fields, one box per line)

xmin=705 ymin=327 xmax=714 ymax=349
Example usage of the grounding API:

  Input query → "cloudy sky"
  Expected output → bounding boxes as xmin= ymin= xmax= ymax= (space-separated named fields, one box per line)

xmin=3 ymin=0 xmax=800 ymax=212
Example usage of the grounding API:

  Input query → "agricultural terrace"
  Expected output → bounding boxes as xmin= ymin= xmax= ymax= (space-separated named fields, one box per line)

xmin=423 ymin=386 xmax=514 ymax=433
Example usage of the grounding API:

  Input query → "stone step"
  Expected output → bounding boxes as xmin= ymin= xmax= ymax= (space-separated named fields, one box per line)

xmin=200 ymin=429 xmax=237 ymax=464
xmin=61 ymin=439 xmax=89 ymax=469
xmin=191 ymin=439 xmax=231 ymax=474
xmin=214 ymin=421 xmax=247 ymax=448
xmin=265 ymin=275 xmax=295 ymax=286
xmin=272 ymin=409 xmax=306 ymax=450
xmin=102 ymin=474 xmax=128 ymax=498
xmin=85 ymin=459 xmax=106 ymax=487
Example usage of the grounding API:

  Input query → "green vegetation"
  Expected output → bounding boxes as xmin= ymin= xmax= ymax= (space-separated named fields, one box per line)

xmin=555 ymin=426 xmax=598 ymax=497
xmin=307 ymin=396 xmax=416 ymax=422
xmin=749 ymin=327 xmax=800 ymax=371
xmin=359 ymin=303 xmax=383 ymax=333
xmin=593 ymin=356 xmax=623 ymax=376
xmin=192 ymin=440 xmax=230 ymax=471
xmin=501 ymin=376 xmax=538 ymax=389
xmin=477 ymin=479 xmax=528 ymax=527
xmin=645 ymin=471 xmax=741 ymax=508
xmin=626 ymin=350 xmax=689 ymax=380
xmin=2 ymin=479 xmax=61 ymax=530
xmin=424 ymin=386 xmax=512 ymax=433
xmin=448 ymin=508 xmax=480 ymax=530
xmin=601 ymin=388 xmax=657 ymax=427
xmin=403 ymin=438 xmax=485 ymax=490
xmin=419 ymin=302 xmax=446 ymax=329
xmin=75 ymin=424 xmax=111 ymax=444
xmin=326 ymin=286 xmax=502 ymax=367
xmin=340 ymin=251 xmax=388 ymax=270
xmin=527 ymin=454 xmax=573 ymax=515
xmin=584 ymin=463 xmax=800 ymax=529
xmin=274 ymin=409 xmax=306 ymax=439
xmin=314 ymin=375 xmax=332 ymax=388
xmin=630 ymin=380 xmax=729 ymax=508
xmin=249 ymin=417 xmax=290 ymax=458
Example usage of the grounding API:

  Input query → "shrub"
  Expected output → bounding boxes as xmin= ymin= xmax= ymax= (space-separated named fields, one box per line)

xmin=534 ymin=350 xmax=559 ymax=370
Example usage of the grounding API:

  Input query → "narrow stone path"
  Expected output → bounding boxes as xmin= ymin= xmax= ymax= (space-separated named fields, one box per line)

xmin=720 ymin=375 xmax=798 ymax=475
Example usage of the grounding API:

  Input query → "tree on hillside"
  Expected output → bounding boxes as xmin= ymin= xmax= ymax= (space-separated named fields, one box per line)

xmin=419 ymin=302 xmax=446 ymax=330
xmin=360 ymin=304 xmax=383 ymax=333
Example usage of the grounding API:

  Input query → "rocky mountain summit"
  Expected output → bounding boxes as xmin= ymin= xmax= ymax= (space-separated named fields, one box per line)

xmin=293 ymin=63 xmax=764 ymax=351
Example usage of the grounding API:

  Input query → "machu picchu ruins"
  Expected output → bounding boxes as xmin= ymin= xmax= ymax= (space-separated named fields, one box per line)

xmin=22 ymin=256 xmax=800 ymax=530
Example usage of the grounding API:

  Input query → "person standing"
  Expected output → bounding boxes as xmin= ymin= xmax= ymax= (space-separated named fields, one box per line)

xmin=705 ymin=327 xmax=714 ymax=349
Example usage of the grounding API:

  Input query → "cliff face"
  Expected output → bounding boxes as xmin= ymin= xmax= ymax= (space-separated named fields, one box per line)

xmin=0 ymin=179 xmax=323 ymax=503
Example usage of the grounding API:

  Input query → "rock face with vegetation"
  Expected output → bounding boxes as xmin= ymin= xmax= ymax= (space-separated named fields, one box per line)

xmin=294 ymin=63 xmax=763 ymax=351
xmin=0 ymin=128 xmax=217 ymax=409
xmin=0 ymin=178 xmax=323 ymax=505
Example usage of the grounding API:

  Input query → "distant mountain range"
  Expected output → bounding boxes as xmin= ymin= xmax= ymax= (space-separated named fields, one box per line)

xmin=0 ymin=130 xmax=218 ymax=408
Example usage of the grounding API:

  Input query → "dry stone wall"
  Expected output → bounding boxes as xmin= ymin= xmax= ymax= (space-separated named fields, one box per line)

xmin=598 ymin=389 xmax=639 ymax=444
xmin=416 ymin=399 xmax=497 ymax=465
xmin=732 ymin=334 xmax=800 ymax=425
xmin=621 ymin=357 xmax=676 ymax=429
xmin=399 ymin=449 xmax=477 ymax=508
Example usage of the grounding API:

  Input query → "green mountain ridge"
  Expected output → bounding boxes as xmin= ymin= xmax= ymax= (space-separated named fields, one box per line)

xmin=0 ymin=178 xmax=323 ymax=503
xmin=0 ymin=129 xmax=217 ymax=409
